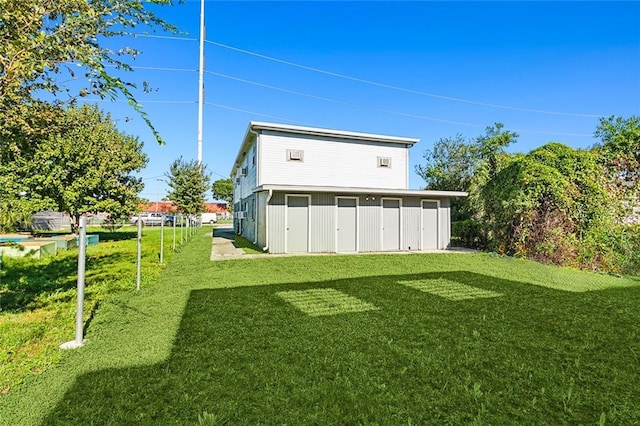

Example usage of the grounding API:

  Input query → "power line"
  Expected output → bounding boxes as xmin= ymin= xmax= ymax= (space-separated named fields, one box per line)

xmin=205 ymin=39 xmax=603 ymax=119
xmin=205 ymin=71 xmax=592 ymax=137
xmin=123 ymin=65 xmax=196 ymax=72
xmin=85 ymin=98 xmax=195 ymax=104
xmin=204 ymin=102 xmax=312 ymax=126
xmin=128 ymin=33 xmax=197 ymax=42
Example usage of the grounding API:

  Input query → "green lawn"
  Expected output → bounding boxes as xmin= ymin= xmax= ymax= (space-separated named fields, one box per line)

xmin=0 ymin=224 xmax=197 ymax=396
xmin=1 ymin=229 xmax=639 ymax=424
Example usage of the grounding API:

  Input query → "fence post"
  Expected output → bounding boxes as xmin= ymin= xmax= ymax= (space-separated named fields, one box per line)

xmin=172 ymin=214 xmax=176 ymax=251
xmin=136 ymin=218 xmax=142 ymax=291
xmin=160 ymin=215 xmax=164 ymax=264
xmin=60 ymin=215 xmax=86 ymax=350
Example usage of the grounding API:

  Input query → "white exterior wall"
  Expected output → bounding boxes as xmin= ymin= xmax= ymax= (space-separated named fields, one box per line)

xmin=265 ymin=192 xmax=453 ymax=254
xmin=234 ymin=143 xmax=258 ymax=203
xmin=259 ymin=131 xmax=409 ymax=190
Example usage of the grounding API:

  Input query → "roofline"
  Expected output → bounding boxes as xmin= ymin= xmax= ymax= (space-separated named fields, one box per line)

xmin=231 ymin=121 xmax=420 ymax=176
xmin=254 ymin=184 xmax=468 ymax=198
xmin=249 ymin=121 xmax=420 ymax=145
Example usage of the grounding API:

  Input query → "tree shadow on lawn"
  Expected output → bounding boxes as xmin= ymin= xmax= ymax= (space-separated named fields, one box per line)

xmin=89 ymin=230 xmax=138 ymax=242
xmin=0 ymin=252 xmax=132 ymax=313
xmin=44 ymin=271 xmax=640 ymax=425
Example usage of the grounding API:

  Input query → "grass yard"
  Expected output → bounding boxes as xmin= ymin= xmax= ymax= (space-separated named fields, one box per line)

xmin=1 ymin=228 xmax=639 ymax=424
xmin=0 ymin=225 xmax=196 ymax=396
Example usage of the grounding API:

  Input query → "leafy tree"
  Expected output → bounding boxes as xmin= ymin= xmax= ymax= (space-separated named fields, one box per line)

xmin=415 ymin=134 xmax=479 ymax=192
xmin=482 ymin=143 xmax=609 ymax=257
xmin=594 ymin=115 xmax=640 ymax=190
xmin=476 ymin=123 xmax=518 ymax=178
xmin=166 ymin=158 xmax=211 ymax=215
xmin=0 ymin=0 xmax=176 ymax=142
xmin=415 ymin=135 xmax=479 ymax=221
xmin=30 ymin=104 xmax=147 ymax=232
xmin=212 ymin=178 xmax=233 ymax=207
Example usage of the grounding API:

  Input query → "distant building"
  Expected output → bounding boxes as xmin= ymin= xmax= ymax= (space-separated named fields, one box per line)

xmin=139 ymin=201 xmax=228 ymax=214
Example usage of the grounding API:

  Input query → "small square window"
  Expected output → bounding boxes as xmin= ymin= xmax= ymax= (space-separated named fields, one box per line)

xmin=287 ymin=149 xmax=304 ymax=162
xmin=378 ymin=156 xmax=391 ymax=168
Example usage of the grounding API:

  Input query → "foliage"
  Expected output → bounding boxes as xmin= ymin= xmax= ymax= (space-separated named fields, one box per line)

xmin=211 ymin=178 xmax=233 ymax=206
xmin=451 ymin=219 xmax=486 ymax=249
xmin=417 ymin=118 xmax=639 ymax=275
xmin=166 ymin=158 xmax=211 ymax=215
xmin=0 ymin=102 xmax=65 ymax=232
xmin=415 ymin=134 xmax=479 ymax=192
xmin=0 ymin=0 xmax=177 ymax=143
xmin=594 ymin=116 xmax=640 ymax=181
xmin=415 ymin=135 xmax=478 ymax=221
xmin=476 ymin=123 xmax=518 ymax=178
xmin=28 ymin=104 xmax=147 ymax=232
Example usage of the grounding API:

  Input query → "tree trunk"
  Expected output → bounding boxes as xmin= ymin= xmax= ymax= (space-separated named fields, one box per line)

xmin=71 ymin=214 xmax=80 ymax=234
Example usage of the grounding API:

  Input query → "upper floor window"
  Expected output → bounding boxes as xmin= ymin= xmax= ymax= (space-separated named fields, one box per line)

xmin=286 ymin=149 xmax=304 ymax=162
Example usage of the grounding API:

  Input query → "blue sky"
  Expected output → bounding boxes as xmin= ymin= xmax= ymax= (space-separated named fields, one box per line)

xmin=84 ymin=1 xmax=640 ymax=201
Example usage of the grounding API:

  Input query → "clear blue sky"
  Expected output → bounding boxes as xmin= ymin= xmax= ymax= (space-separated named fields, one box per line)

xmin=84 ymin=1 xmax=640 ymax=201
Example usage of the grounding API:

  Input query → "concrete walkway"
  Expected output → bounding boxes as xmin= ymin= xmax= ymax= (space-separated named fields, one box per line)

xmin=210 ymin=225 xmax=477 ymax=261
xmin=210 ymin=225 xmax=246 ymax=260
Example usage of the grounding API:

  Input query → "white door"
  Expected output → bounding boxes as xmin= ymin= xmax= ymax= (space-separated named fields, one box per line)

xmin=286 ymin=196 xmax=309 ymax=253
xmin=337 ymin=198 xmax=357 ymax=252
xmin=422 ymin=201 xmax=438 ymax=249
xmin=382 ymin=199 xmax=400 ymax=251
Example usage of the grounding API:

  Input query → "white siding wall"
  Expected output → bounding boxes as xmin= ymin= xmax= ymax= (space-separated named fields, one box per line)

xmin=259 ymin=132 xmax=408 ymax=189
xmin=234 ymin=143 xmax=258 ymax=203
xmin=265 ymin=191 xmax=453 ymax=254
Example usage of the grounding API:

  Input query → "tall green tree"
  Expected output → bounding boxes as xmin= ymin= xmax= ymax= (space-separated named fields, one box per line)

xmin=0 ymin=0 xmax=176 ymax=141
xmin=31 ymin=104 xmax=147 ymax=232
xmin=415 ymin=134 xmax=479 ymax=192
xmin=0 ymin=0 xmax=177 ymax=230
xmin=415 ymin=135 xmax=479 ymax=221
xmin=166 ymin=158 xmax=211 ymax=215
xmin=594 ymin=115 xmax=640 ymax=191
xmin=476 ymin=123 xmax=519 ymax=178
xmin=212 ymin=178 xmax=233 ymax=207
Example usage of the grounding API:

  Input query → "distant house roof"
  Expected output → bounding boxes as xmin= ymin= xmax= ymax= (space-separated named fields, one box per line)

xmin=231 ymin=121 xmax=420 ymax=176
xmin=139 ymin=201 xmax=228 ymax=213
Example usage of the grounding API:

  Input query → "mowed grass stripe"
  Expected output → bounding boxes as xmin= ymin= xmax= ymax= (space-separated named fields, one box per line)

xmin=398 ymin=278 xmax=502 ymax=300
xmin=276 ymin=288 xmax=378 ymax=316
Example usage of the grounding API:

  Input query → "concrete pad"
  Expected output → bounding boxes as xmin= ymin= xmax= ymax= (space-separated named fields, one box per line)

xmin=210 ymin=225 xmax=245 ymax=260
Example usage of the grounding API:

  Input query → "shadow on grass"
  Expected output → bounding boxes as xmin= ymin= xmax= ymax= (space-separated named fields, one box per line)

xmin=43 ymin=271 xmax=640 ymax=425
xmin=88 ymin=230 xmax=138 ymax=242
xmin=0 ymin=252 xmax=131 ymax=313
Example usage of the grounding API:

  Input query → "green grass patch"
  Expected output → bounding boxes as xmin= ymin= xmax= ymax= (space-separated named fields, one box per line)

xmin=0 ymin=225 xmax=197 ymax=395
xmin=233 ymin=234 xmax=264 ymax=254
xmin=398 ymin=278 xmax=503 ymax=300
xmin=276 ymin=288 xmax=378 ymax=317
xmin=1 ymin=231 xmax=639 ymax=424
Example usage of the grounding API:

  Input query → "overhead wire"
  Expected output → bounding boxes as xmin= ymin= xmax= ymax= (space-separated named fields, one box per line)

xmin=204 ymin=40 xmax=603 ymax=118
xmin=98 ymin=34 xmax=601 ymax=136
xmin=204 ymin=70 xmax=592 ymax=137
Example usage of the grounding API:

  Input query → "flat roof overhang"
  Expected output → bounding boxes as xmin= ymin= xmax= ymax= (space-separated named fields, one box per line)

xmin=254 ymin=184 xmax=468 ymax=198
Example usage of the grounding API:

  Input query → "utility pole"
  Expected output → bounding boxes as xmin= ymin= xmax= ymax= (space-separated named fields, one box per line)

xmin=197 ymin=0 xmax=205 ymax=165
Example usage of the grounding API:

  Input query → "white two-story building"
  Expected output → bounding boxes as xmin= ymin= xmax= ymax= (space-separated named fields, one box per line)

xmin=231 ymin=122 xmax=467 ymax=254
